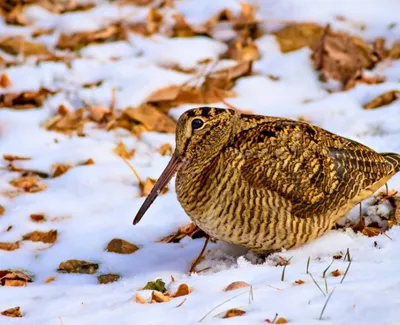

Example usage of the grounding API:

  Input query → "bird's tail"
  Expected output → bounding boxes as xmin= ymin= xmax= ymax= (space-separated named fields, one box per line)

xmin=381 ymin=152 xmax=400 ymax=173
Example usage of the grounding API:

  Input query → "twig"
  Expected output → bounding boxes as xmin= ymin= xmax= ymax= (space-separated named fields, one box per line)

xmin=190 ymin=236 xmax=210 ymax=274
xmin=198 ymin=291 xmax=245 ymax=322
xmin=280 ymin=257 xmax=293 ymax=281
xmin=309 ymin=273 xmax=326 ymax=297
xmin=343 ymin=248 xmax=351 ymax=262
xmin=110 ymin=88 xmax=117 ymax=116
xmin=176 ymin=298 xmax=187 ymax=307
xmin=271 ymin=313 xmax=279 ymax=324
xmin=120 ymin=157 xmax=143 ymax=185
xmin=319 ymin=287 xmax=336 ymax=320
xmin=324 ymin=277 xmax=329 ymax=295
xmin=340 ymin=259 xmax=352 ymax=284
xmin=306 ymin=256 xmax=311 ymax=274
xmin=249 ymin=285 xmax=254 ymax=304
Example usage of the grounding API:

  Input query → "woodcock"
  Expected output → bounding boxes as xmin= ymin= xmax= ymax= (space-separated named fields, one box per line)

xmin=133 ymin=107 xmax=400 ymax=255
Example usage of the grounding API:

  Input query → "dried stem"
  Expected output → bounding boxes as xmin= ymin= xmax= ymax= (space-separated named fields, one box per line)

xmin=120 ymin=157 xmax=143 ymax=185
xmin=319 ymin=287 xmax=336 ymax=320
xmin=190 ymin=236 xmax=210 ymax=274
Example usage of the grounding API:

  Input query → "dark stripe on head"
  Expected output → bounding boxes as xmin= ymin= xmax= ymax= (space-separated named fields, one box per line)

xmin=200 ymin=106 xmax=212 ymax=117
xmin=186 ymin=109 xmax=196 ymax=118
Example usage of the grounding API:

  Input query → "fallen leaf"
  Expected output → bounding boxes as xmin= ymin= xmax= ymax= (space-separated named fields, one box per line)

xmin=172 ymin=284 xmax=191 ymax=297
xmin=224 ymin=281 xmax=250 ymax=291
xmin=0 ymin=205 xmax=4 ymax=216
xmin=30 ymin=213 xmax=46 ymax=223
xmin=276 ymin=317 xmax=288 ymax=324
xmin=363 ymin=90 xmax=400 ymax=109
xmin=373 ymin=38 xmax=388 ymax=61
xmin=158 ymin=143 xmax=173 ymax=156
xmin=44 ymin=276 xmax=56 ymax=284
xmin=90 ymin=106 xmax=111 ymax=122
xmin=9 ymin=175 xmax=47 ymax=193
xmin=79 ymin=158 xmax=95 ymax=165
xmin=274 ymin=23 xmax=324 ymax=53
xmin=143 ymin=279 xmax=166 ymax=293
xmin=23 ymin=230 xmax=57 ymax=244
xmin=0 ymin=88 xmax=54 ymax=109
xmin=129 ymin=7 xmax=163 ymax=36
xmin=98 ymin=274 xmax=121 ymax=284
xmin=331 ymin=269 xmax=342 ymax=277
xmin=52 ymin=164 xmax=72 ymax=177
xmin=106 ymin=238 xmax=139 ymax=254
xmin=389 ymin=41 xmax=400 ymax=59
xmin=171 ymin=13 xmax=207 ymax=37
xmin=123 ymin=104 xmax=176 ymax=133
xmin=226 ymin=36 xmax=260 ymax=61
xmin=0 ymin=36 xmax=50 ymax=56
xmin=223 ymin=308 xmax=246 ymax=318
xmin=151 ymin=290 xmax=172 ymax=303
xmin=295 ymin=279 xmax=305 ymax=285
xmin=43 ymin=108 xmax=87 ymax=134
xmin=3 ymin=154 xmax=31 ymax=162
xmin=362 ymin=227 xmax=382 ymax=237
xmin=311 ymin=25 xmax=377 ymax=87
xmin=58 ymin=260 xmax=99 ymax=274
xmin=0 ymin=73 xmax=12 ymax=88
xmin=141 ymin=177 xmax=169 ymax=197
xmin=113 ymin=142 xmax=135 ymax=160
xmin=135 ymin=293 xmax=147 ymax=304
xmin=0 ymin=242 xmax=19 ymax=251
xmin=159 ymin=222 xmax=206 ymax=243
xmin=0 ymin=270 xmax=32 ymax=286
xmin=1 ymin=306 xmax=22 ymax=318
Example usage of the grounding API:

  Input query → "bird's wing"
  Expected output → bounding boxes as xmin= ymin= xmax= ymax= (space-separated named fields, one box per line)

xmin=227 ymin=119 xmax=392 ymax=218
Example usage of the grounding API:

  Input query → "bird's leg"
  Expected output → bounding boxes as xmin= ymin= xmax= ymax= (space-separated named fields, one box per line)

xmin=189 ymin=235 xmax=210 ymax=275
xmin=385 ymin=183 xmax=389 ymax=196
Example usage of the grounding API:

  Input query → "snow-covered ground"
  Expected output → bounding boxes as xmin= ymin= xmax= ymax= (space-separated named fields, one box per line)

xmin=1 ymin=0 xmax=400 ymax=324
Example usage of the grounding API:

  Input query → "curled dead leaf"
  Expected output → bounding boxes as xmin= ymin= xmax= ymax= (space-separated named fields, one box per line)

xmin=98 ymin=274 xmax=121 ymax=284
xmin=389 ymin=41 xmax=400 ymax=59
xmin=0 ymin=36 xmax=50 ymax=56
xmin=90 ymin=106 xmax=111 ymax=122
xmin=0 ymin=205 xmax=5 ymax=216
xmin=52 ymin=164 xmax=72 ymax=178
xmin=223 ymin=308 xmax=246 ymax=318
xmin=135 ymin=293 xmax=147 ymax=304
xmin=1 ymin=88 xmax=54 ymax=109
xmin=151 ymin=290 xmax=172 ymax=303
xmin=0 ymin=242 xmax=20 ymax=251
xmin=0 ymin=73 xmax=12 ymax=88
xmin=158 ymin=143 xmax=173 ymax=156
xmin=43 ymin=108 xmax=87 ymax=134
xmin=362 ymin=227 xmax=382 ymax=237
xmin=363 ymin=90 xmax=400 ymax=109
xmin=3 ymin=154 xmax=31 ymax=162
xmin=224 ymin=281 xmax=250 ymax=291
xmin=106 ymin=238 xmax=139 ymax=254
xmin=0 ymin=270 xmax=32 ymax=287
xmin=113 ymin=142 xmax=135 ymax=160
xmin=159 ymin=222 xmax=206 ymax=243
xmin=295 ymin=279 xmax=305 ymax=285
xmin=30 ymin=213 xmax=46 ymax=223
xmin=22 ymin=230 xmax=58 ymax=244
xmin=1 ymin=306 xmax=22 ymax=318
xmin=45 ymin=276 xmax=56 ymax=284
xmin=58 ymin=259 xmax=99 ymax=274
xmin=276 ymin=317 xmax=288 ymax=324
xmin=331 ymin=269 xmax=342 ymax=277
xmin=10 ymin=175 xmax=47 ymax=193
xmin=172 ymin=284 xmax=191 ymax=297
xmin=227 ymin=36 xmax=260 ymax=61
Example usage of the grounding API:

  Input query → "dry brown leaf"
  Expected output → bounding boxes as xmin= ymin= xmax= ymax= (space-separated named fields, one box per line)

xmin=0 ymin=270 xmax=32 ymax=287
xmin=145 ymin=85 xmax=181 ymax=103
xmin=123 ymin=104 xmax=176 ymax=133
xmin=0 ymin=205 xmax=5 ymax=216
xmin=0 ymin=36 xmax=50 ymax=56
xmin=0 ymin=73 xmax=12 ymax=88
xmin=135 ymin=293 xmax=147 ymax=304
xmin=0 ymin=88 xmax=54 ymax=109
xmin=295 ymin=279 xmax=305 ymax=285
xmin=52 ymin=163 xmax=72 ymax=178
xmin=363 ymin=90 xmax=400 ymax=109
xmin=331 ymin=269 xmax=342 ymax=277
xmin=158 ymin=143 xmax=173 ymax=156
xmin=223 ymin=308 xmax=246 ymax=318
xmin=151 ymin=290 xmax=172 ymax=303
xmin=0 ymin=242 xmax=19 ymax=251
xmin=43 ymin=108 xmax=87 ymax=134
xmin=1 ymin=306 xmax=22 ymax=318
xmin=30 ymin=213 xmax=46 ymax=223
xmin=373 ymin=38 xmax=388 ymax=61
xmin=58 ymin=259 xmax=99 ymax=274
xmin=224 ymin=281 xmax=250 ymax=291
xmin=113 ymin=142 xmax=135 ymax=160
xmin=44 ymin=276 xmax=56 ymax=284
xmin=311 ymin=25 xmax=377 ymax=87
xmin=159 ymin=222 xmax=206 ymax=243
xmin=389 ymin=41 xmax=400 ymax=59
xmin=171 ymin=13 xmax=208 ymax=37
xmin=129 ymin=7 xmax=163 ymax=36
xmin=276 ymin=317 xmax=288 ymax=324
xmin=80 ymin=158 xmax=95 ymax=165
xmin=3 ymin=154 xmax=31 ymax=161
xmin=23 ymin=230 xmax=57 ymax=244
xmin=274 ymin=23 xmax=324 ymax=53
xmin=57 ymin=23 xmax=127 ymax=50
xmin=106 ymin=238 xmax=139 ymax=254
xmin=226 ymin=36 xmax=260 ymax=61
xmin=141 ymin=177 xmax=169 ymax=197
xmin=362 ymin=227 xmax=383 ymax=237
xmin=90 ymin=106 xmax=111 ymax=122
xmin=98 ymin=274 xmax=121 ymax=284
xmin=9 ymin=175 xmax=47 ymax=193
xmin=172 ymin=284 xmax=191 ymax=297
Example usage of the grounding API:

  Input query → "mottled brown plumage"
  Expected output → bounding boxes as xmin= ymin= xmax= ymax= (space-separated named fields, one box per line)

xmin=133 ymin=107 xmax=400 ymax=254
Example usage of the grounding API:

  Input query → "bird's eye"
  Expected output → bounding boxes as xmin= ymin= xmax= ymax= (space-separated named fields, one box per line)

xmin=191 ymin=118 xmax=204 ymax=130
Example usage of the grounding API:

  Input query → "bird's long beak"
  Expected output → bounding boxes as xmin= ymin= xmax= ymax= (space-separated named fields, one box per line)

xmin=132 ymin=151 xmax=188 ymax=225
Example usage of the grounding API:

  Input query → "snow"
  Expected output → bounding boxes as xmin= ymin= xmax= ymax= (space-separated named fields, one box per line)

xmin=1 ymin=1 xmax=400 ymax=325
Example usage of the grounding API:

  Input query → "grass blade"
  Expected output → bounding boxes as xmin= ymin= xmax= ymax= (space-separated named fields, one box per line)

xmin=319 ymin=287 xmax=336 ymax=320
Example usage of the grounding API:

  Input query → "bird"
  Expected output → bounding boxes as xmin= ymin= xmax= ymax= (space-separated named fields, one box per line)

xmin=133 ymin=107 xmax=400 ymax=256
